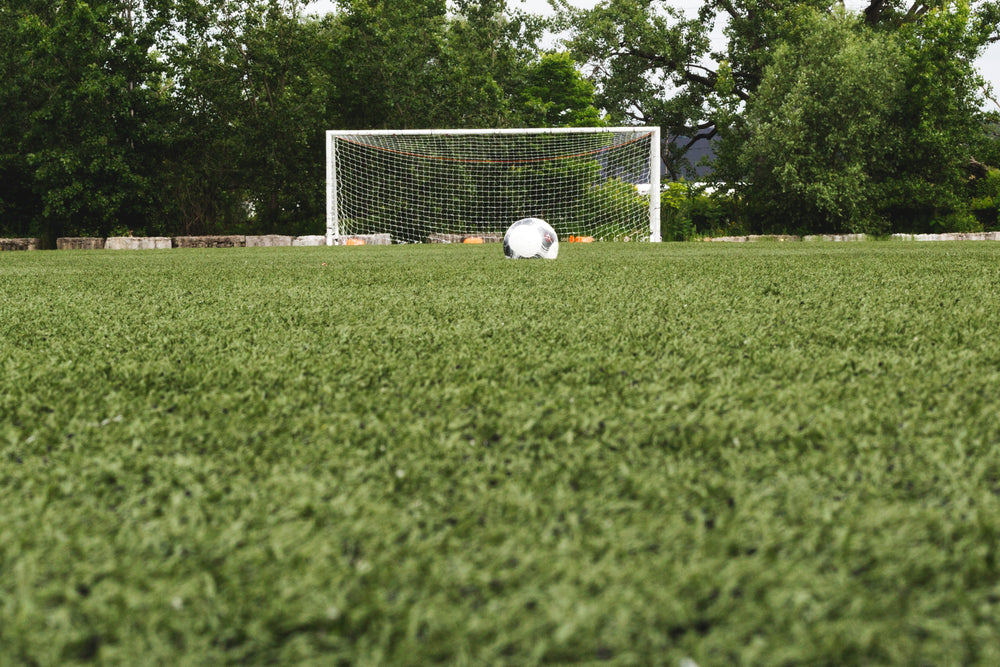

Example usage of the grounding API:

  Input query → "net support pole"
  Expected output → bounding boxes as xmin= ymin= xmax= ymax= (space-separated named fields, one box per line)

xmin=326 ymin=131 xmax=339 ymax=246
xmin=649 ymin=127 xmax=661 ymax=242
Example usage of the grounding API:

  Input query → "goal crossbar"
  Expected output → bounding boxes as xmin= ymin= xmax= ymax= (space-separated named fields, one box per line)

xmin=326 ymin=127 xmax=661 ymax=245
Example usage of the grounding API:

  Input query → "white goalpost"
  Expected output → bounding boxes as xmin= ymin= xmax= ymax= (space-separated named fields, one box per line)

xmin=325 ymin=127 xmax=661 ymax=245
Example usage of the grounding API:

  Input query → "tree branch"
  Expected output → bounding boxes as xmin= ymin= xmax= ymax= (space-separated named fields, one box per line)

xmin=713 ymin=0 xmax=741 ymax=22
xmin=863 ymin=0 xmax=886 ymax=25
xmin=622 ymin=46 xmax=749 ymax=101
xmin=905 ymin=2 xmax=929 ymax=20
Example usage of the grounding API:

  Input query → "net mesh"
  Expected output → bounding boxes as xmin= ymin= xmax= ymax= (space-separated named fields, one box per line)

xmin=328 ymin=129 xmax=656 ymax=244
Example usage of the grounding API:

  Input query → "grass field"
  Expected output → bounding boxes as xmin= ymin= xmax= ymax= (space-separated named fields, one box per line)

xmin=2 ymin=241 xmax=1000 ymax=665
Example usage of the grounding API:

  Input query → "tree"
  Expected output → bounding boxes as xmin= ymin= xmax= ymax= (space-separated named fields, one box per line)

xmin=736 ymin=10 xmax=907 ymax=232
xmin=440 ymin=0 xmax=543 ymax=127
xmin=162 ymin=0 xmax=336 ymax=234
xmin=0 ymin=0 xmax=176 ymax=244
xmin=326 ymin=0 xmax=548 ymax=129
xmin=324 ymin=0 xmax=449 ymax=129
xmin=885 ymin=0 xmax=993 ymax=229
xmin=0 ymin=0 xmax=591 ymax=240
xmin=563 ymin=0 xmax=1000 ymax=181
xmin=517 ymin=52 xmax=604 ymax=127
xmin=738 ymin=4 xmax=990 ymax=233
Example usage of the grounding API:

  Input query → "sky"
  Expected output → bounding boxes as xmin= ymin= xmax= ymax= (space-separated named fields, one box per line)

xmin=307 ymin=0 xmax=1000 ymax=111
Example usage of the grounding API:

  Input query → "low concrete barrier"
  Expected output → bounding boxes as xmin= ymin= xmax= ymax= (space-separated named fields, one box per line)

xmin=429 ymin=233 xmax=467 ymax=243
xmin=57 ymin=237 xmax=106 ymax=250
xmin=8 ymin=230 xmax=1000 ymax=250
xmin=0 ymin=238 xmax=41 ymax=251
xmin=246 ymin=235 xmax=293 ymax=247
xmin=172 ymin=235 xmax=246 ymax=248
xmin=341 ymin=234 xmax=392 ymax=246
xmin=292 ymin=235 xmax=326 ymax=246
xmin=105 ymin=236 xmax=172 ymax=250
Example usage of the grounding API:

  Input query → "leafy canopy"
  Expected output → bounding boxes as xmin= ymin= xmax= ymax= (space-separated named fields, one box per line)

xmin=737 ymin=3 xmax=991 ymax=233
xmin=564 ymin=0 xmax=999 ymax=180
xmin=0 ymin=0 xmax=603 ymax=240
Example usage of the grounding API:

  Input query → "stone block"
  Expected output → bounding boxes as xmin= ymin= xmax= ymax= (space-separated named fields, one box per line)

xmin=57 ymin=237 xmax=105 ymax=250
xmin=0 ymin=238 xmax=41 ymax=251
xmin=105 ymin=236 xmax=172 ymax=250
xmin=292 ymin=235 xmax=326 ymax=246
xmin=428 ymin=233 xmax=464 ymax=244
xmin=172 ymin=235 xmax=246 ymax=248
xmin=246 ymin=235 xmax=293 ymax=247
xmin=340 ymin=234 xmax=392 ymax=246
xmin=748 ymin=234 xmax=801 ymax=242
xmin=472 ymin=233 xmax=503 ymax=244
xmin=705 ymin=235 xmax=750 ymax=243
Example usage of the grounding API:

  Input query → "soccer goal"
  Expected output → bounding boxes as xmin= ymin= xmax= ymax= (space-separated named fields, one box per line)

xmin=325 ymin=127 xmax=661 ymax=245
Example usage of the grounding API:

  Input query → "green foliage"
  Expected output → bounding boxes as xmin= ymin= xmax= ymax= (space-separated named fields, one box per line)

xmin=517 ymin=52 xmax=604 ymax=127
xmin=564 ymin=0 xmax=720 ymax=178
xmin=326 ymin=0 xmax=551 ymax=130
xmin=969 ymin=167 xmax=1000 ymax=229
xmin=737 ymin=5 xmax=989 ymax=234
xmin=738 ymin=10 xmax=905 ymax=233
xmin=565 ymin=0 xmax=1000 ymax=223
xmin=442 ymin=0 xmax=549 ymax=128
xmin=658 ymin=182 xmax=741 ymax=240
xmin=5 ymin=244 xmax=1000 ymax=663
xmin=660 ymin=181 xmax=694 ymax=241
xmin=1 ymin=0 xmax=590 ymax=238
xmin=575 ymin=177 xmax=649 ymax=240
xmin=166 ymin=0 xmax=333 ymax=234
xmin=688 ymin=189 xmax=742 ymax=237
xmin=0 ymin=0 xmax=177 ymax=243
xmin=326 ymin=0 xmax=450 ymax=128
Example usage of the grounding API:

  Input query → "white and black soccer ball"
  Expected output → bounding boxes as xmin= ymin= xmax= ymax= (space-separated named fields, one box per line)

xmin=503 ymin=218 xmax=559 ymax=259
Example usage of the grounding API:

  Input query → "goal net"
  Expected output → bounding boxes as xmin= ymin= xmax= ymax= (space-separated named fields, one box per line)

xmin=325 ymin=127 xmax=661 ymax=245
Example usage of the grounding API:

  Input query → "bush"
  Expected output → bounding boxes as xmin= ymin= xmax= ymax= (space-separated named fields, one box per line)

xmin=734 ymin=9 xmax=984 ymax=236
xmin=657 ymin=182 xmax=743 ymax=240
xmin=660 ymin=182 xmax=693 ymax=241
xmin=969 ymin=168 xmax=1000 ymax=230
xmin=689 ymin=189 xmax=741 ymax=237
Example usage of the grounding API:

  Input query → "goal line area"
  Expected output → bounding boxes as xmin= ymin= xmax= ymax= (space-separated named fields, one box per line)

xmin=326 ymin=127 xmax=661 ymax=245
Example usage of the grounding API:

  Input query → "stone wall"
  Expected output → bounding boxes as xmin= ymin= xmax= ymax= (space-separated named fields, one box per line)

xmin=246 ymin=235 xmax=293 ymax=247
xmin=57 ymin=237 xmax=106 ymax=250
xmin=341 ymin=234 xmax=392 ymax=246
xmin=172 ymin=235 xmax=246 ymax=248
xmin=291 ymin=235 xmax=326 ymax=246
xmin=105 ymin=237 xmax=172 ymax=250
xmin=0 ymin=235 xmax=367 ymax=250
xmin=705 ymin=232 xmax=1000 ymax=243
xmin=0 ymin=238 xmax=41 ymax=251
xmin=891 ymin=232 xmax=1000 ymax=241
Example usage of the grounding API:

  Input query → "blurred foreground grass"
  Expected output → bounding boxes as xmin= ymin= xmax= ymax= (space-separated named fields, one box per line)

xmin=2 ymin=242 xmax=1000 ymax=665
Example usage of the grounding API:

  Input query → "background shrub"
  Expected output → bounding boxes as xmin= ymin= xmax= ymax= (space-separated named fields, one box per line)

xmin=969 ymin=167 xmax=1000 ymax=230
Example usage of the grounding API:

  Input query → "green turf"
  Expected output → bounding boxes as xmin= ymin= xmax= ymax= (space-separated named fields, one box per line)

xmin=2 ymin=242 xmax=1000 ymax=665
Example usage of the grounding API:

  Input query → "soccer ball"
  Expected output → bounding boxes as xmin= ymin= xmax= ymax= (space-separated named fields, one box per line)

xmin=503 ymin=218 xmax=559 ymax=259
